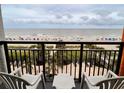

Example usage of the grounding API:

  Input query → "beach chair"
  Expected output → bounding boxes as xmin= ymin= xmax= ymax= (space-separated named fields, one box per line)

xmin=80 ymin=70 xmax=124 ymax=89
xmin=0 ymin=67 xmax=46 ymax=89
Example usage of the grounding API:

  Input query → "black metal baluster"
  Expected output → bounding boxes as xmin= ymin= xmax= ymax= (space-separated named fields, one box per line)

xmin=74 ymin=50 xmax=77 ymax=79
xmin=98 ymin=51 xmax=102 ymax=75
xmin=8 ymin=50 xmax=12 ymax=71
xmin=115 ymin=51 xmax=119 ymax=74
xmin=56 ymin=50 xmax=59 ymax=74
xmin=66 ymin=50 xmax=68 ymax=73
xmin=93 ymin=51 xmax=97 ymax=76
xmin=15 ymin=50 xmax=18 ymax=68
xmin=112 ymin=51 xmax=116 ymax=72
xmin=52 ymin=50 xmax=55 ymax=76
xmin=70 ymin=50 xmax=72 ymax=76
xmin=8 ymin=49 xmax=10 ymax=61
xmin=33 ymin=50 xmax=36 ymax=75
xmin=24 ymin=50 xmax=27 ymax=73
xmin=85 ymin=50 xmax=88 ymax=72
xmin=102 ymin=51 xmax=106 ymax=75
xmin=89 ymin=50 xmax=92 ymax=76
xmin=107 ymin=51 xmax=111 ymax=71
xmin=48 ymin=50 xmax=50 ymax=75
xmin=19 ymin=50 xmax=23 ymax=74
xmin=28 ymin=50 xmax=32 ymax=74
xmin=79 ymin=44 xmax=83 ymax=82
xmin=42 ymin=44 xmax=45 ymax=79
xmin=62 ymin=50 xmax=63 ymax=73
xmin=38 ymin=50 xmax=40 ymax=73
xmin=10 ymin=50 xmax=15 ymax=71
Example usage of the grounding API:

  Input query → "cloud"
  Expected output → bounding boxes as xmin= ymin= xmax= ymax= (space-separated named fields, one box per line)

xmin=80 ymin=16 xmax=89 ymax=21
xmin=2 ymin=4 xmax=124 ymax=28
xmin=117 ymin=12 xmax=124 ymax=17
xmin=93 ymin=10 xmax=112 ymax=17
xmin=87 ymin=16 xmax=124 ymax=26
xmin=55 ymin=14 xmax=63 ymax=19
xmin=9 ymin=13 xmax=124 ymax=26
xmin=55 ymin=14 xmax=73 ymax=20
xmin=13 ymin=17 xmax=77 ymax=24
xmin=64 ymin=14 xmax=73 ymax=19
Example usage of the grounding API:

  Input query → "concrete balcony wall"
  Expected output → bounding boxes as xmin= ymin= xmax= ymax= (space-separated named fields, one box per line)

xmin=0 ymin=5 xmax=8 ymax=85
xmin=0 ymin=5 xmax=7 ymax=73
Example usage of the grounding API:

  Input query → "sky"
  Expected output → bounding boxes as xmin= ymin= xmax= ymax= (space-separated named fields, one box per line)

xmin=1 ymin=4 xmax=124 ymax=29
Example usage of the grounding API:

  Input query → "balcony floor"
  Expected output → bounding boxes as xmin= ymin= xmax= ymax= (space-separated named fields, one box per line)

xmin=37 ymin=80 xmax=83 ymax=89
xmin=0 ymin=80 xmax=88 ymax=89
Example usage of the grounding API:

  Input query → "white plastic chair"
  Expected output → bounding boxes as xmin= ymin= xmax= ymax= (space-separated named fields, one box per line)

xmin=0 ymin=67 xmax=46 ymax=89
xmin=95 ymin=77 xmax=124 ymax=89
xmin=80 ymin=70 xmax=122 ymax=89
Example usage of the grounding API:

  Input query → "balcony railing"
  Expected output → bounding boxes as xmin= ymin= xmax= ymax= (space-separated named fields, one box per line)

xmin=0 ymin=41 xmax=123 ymax=81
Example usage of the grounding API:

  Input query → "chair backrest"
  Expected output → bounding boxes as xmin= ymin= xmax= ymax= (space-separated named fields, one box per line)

xmin=95 ymin=77 xmax=124 ymax=89
xmin=0 ymin=72 xmax=31 ymax=89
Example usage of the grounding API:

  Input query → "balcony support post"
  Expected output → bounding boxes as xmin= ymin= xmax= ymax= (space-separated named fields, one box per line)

xmin=116 ymin=42 xmax=123 ymax=75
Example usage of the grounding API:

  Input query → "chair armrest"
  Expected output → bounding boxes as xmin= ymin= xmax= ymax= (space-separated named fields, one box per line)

xmin=28 ymin=72 xmax=43 ymax=86
xmin=80 ymin=72 xmax=96 ymax=89
xmin=41 ymin=74 xmax=46 ymax=89
xmin=82 ymin=72 xmax=96 ymax=86
xmin=105 ymin=70 xmax=118 ymax=78
xmin=27 ymin=72 xmax=46 ymax=87
xmin=10 ymin=67 xmax=22 ymax=77
xmin=31 ymin=72 xmax=46 ymax=89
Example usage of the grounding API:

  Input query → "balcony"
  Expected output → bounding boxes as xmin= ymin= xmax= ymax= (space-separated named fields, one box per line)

xmin=0 ymin=40 xmax=123 ymax=89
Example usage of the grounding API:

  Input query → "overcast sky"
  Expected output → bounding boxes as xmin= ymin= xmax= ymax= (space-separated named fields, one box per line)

xmin=1 ymin=4 xmax=124 ymax=29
